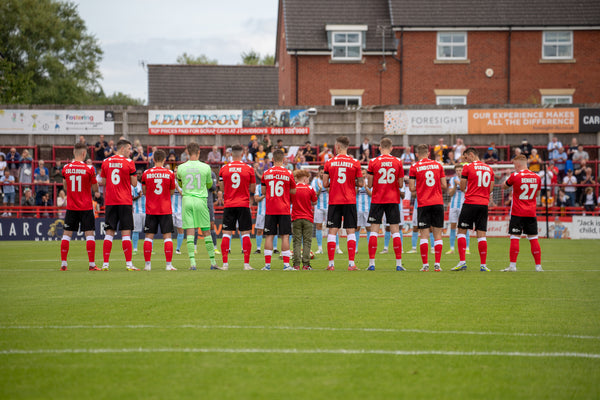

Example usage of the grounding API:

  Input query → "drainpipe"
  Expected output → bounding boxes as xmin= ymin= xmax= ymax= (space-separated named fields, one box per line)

xmin=391 ymin=27 xmax=403 ymax=105
xmin=507 ymin=27 xmax=512 ymax=104
xmin=295 ymin=51 xmax=299 ymax=105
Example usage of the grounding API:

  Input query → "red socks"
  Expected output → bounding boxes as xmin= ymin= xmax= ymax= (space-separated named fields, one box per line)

xmin=420 ymin=239 xmax=429 ymax=265
xmin=347 ymin=238 xmax=356 ymax=262
xmin=242 ymin=235 xmax=251 ymax=264
xmin=60 ymin=239 xmax=69 ymax=262
xmin=510 ymin=237 xmax=520 ymax=263
xmin=530 ymin=238 xmax=541 ymax=265
xmin=143 ymin=239 xmax=153 ymax=262
xmin=221 ymin=235 xmax=231 ymax=263
xmin=103 ymin=238 xmax=113 ymax=263
xmin=122 ymin=237 xmax=132 ymax=262
xmin=393 ymin=235 xmax=402 ymax=261
xmin=164 ymin=239 xmax=173 ymax=263
xmin=478 ymin=238 xmax=487 ymax=265
xmin=457 ymin=234 xmax=467 ymax=262
xmin=327 ymin=236 xmax=336 ymax=262
xmin=434 ymin=240 xmax=443 ymax=264
xmin=368 ymin=234 xmax=378 ymax=259
xmin=86 ymin=238 xmax=95 ymax=264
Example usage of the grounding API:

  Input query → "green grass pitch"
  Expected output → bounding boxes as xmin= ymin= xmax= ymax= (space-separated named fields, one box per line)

xmin=1 ymin=237 xmax=599 ymax=399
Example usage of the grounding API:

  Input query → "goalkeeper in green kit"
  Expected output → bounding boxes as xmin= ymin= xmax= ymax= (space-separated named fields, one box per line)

xmin=176 ymin=142 xmax=218 ymax=270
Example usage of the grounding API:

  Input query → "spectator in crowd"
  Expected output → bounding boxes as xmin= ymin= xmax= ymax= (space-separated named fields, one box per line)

xmin=483 ymin=146 xmax=499 ymax=164
xmin=548 ymin=161 xmax=559 ymax=190
xmin=253 ymin=161 xmax=265 ymax=182
xmin=579 ymin=167 xmax=596 ymax=203
xmin=513 ymin=147 xmax=522 ymax=159
xmin=56 ymin=189 xmax=67 ymax=219
xmin=547 ymin=136 xmax=563 ymax=160
xmin=538 ymin=166 xmax=553 ymax=199
xmin=400 ymin=147 xmax=416 ymax=165
xmin=319 ymin=143 xmax=333 ymax=162
xmin=85 ymin=158 xmax=96 ymax=174
xmin=274 ymin=139 xmax=287 ymax=155
xmin=301 ymin=141 xmax=316 ymax=162
xmin=1 ymin=169 xmax=16 ymax=215
xmin=132 ymin=144 xmax=148 ymax=171
xmin=452 ymin=138 xmax=466 ymax=163
xmin=248 ymin=140 xmax=259 ymax=160
xmin=581 ymin=187 xmax=597 ymax=213
xmin=180 ymin=147 xmax=190 ymax=163
xmin=6 ymin=147 xmax=21 ymax=178
xmin=0 ymin=154 xmax=6 ymax=175
xmin=167 ymin=151 xmax=178 ymax=171
xmin=37 ymin=192 xmax=53 ymax=212
xmin=433 ymin=138 xmax=447 ymax=160
xmin=262 ymin=134 xmax=273 ymax=153
xmin=248 ymin=135 xmax=257 ymax=149
xmin=147 ymin=146 xmax=158 ymax=168
xmin=77 ymin=135 xmax=87 ymax=147
xmin=18 ymin=149 xmax=33 ymax=186
xmin=214 ymin=189 xmax=224 ymax=207
xmin=519 ymin=138 xmax=533 ymax=158
xmin=572 ymin=145 xmax=589 ymax=170
xmin=0 ymin=149 xmax=6 ymax=160
xmin=50 ymin=161 xmax=64 ymax=191
xmin=222 ymin=147 xmax=233 ymax=164
xmin=361 ymin=137 xmax=372 ymax=159
xmin=296 ymin=154 xmax=308 ymax=169
xmin=556 ymin=189 xmax=571 ymax=209
xmin=359 ymin=149 xmax=370 ymax=163
xmin=567 ymin=137 xmax=579 ymax=160
xmin=241 ymin=146 xmax=253 ymax=163
xmin=562 ymin=169 xmax=577 ymax=207
xmin=104 ymin=140 xmax=116 ymax=159
xmin=551 ymin=147 xmax=568 ymax=179
xmin=207 ymin=145 xmax=221 ymax=164
xmin=255 ymin=144 xmax=266 ymax=163
xmin=94 ymin=134 xmax=108 ymax=161
xmin=34 ymin=160 xmax=49 ymax=176
xmin=528 ymin=148 xmax=542 ymax=173
xmin=21 ymin=188 xmax=35 ymax=215
xmin=34 ymin=167 xmax=50 ymax=198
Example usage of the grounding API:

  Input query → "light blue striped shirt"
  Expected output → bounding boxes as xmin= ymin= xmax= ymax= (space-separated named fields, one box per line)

xmin=311 ymin=177 xmax=328 ymax=210
xmin=171 ymin=181 xmax=182 ymax=214
xmin=255 ymin=183 xmax=265 ymax=216
xmin=356 ymin=187 xmax=371 ymax=213
xmin=449 ymin=176 xmax=464 ymax=209
xmin=132 ymin=183 xmax=145 ymax=214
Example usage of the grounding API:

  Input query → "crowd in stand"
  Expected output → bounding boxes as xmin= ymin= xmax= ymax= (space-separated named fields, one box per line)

xmin=0 ymin=134 xmax=598 ymax=217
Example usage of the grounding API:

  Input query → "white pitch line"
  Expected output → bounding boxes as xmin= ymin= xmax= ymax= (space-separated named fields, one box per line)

xmin=1 ymin=324 xmax=598 ymax=340
xmin=0 ymin=347 xmax=598 ymax=359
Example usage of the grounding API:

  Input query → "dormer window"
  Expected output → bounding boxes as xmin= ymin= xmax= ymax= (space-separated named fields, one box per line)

xmin=326 ymin=25 xmax=367 ymax=61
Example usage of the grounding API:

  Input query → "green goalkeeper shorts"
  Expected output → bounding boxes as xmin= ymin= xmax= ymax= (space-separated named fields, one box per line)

xmin=182 ymin=196 xmax=210 ymax=230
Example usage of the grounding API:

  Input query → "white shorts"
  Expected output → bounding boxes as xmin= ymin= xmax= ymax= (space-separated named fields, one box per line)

xmin=314 ymin=208 xmax=327 ymax=225
xmin=411 ymin=207 xmax=418 ymax=226
xmin=255 ymin=214 xmax=265 ymax=230
xmin=357 ymin=211 xmax=370 ymax=228
xmin=448 ymin=208 xmax=461 ymax=224
xmin=133 ymin=213 xmax=145 ymax=232
xmin=172 ymin=213 xmax=183 ymax=229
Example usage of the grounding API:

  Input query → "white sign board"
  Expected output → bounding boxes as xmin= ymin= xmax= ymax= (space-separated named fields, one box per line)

xmin=0 ymin=109 xmax=114 ymax=135
xmin=384 ymin=110 xmax=468 ymax=135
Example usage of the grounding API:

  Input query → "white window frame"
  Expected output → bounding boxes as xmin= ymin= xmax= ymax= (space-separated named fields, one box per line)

xmin=437 ymin=32 xmax=467 ymax=60
xmin=436 ymin=96 xmax=466 ymax=106
xmin=332 ymin=96 xmax=362 ymax=106
xmin=542 ymin=31 xmax=573 ymax=60
xmin=331 ymin=32 xmax=362 ymax=61
xmin=541 ymin=95 xmax=572 ymax=105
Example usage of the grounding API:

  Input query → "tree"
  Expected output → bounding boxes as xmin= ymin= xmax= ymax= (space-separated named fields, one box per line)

xmin=0 ymin=0 xmax=104 ymax=104
xmin=90 ymin=90 xmax=145 ymax=106
xmin=240 ymin=50 xmax=274 ymax=66
xmin=176 ymin=53 xmax=218 ymax=65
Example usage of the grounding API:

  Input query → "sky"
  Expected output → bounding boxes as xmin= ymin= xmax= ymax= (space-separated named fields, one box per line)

xmin=72 ymin=0 xmax=279 ymax=103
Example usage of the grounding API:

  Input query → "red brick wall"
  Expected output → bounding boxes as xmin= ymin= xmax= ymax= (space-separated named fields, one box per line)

xmin=278 ymin=28 xmax=600 ymax=106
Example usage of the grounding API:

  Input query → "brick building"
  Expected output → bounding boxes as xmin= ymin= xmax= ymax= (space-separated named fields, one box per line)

xmin=276 ymin=0 xmax=600 ymax=107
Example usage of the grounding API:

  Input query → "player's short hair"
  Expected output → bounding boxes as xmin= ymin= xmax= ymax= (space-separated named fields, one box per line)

xmin=463 ymin=147 xmax=478 ymax=156
xmin=380 ymin=138 xmax=393 ymax=149
xmin=153 ymin=149 xmax=166 ymax=163
xmin=231 ymin=144 xmax=243 ymax=155
xmin=74 ymin=142 xmax=88 ymax=155
xmin=454 ymin=164 xmax=464 ymax=171
xmin=272 ymin=149 xmax=285 ymax=162
xmin=187 ymin=142 xmax=200 ymax=156
xmin=116 ymin=139 xmax=131 ymax=150
xmin=293 ymin=169 xmax=310 ymax=180
xmin=416 ymin=144 xmax=429 ymax=155
xmin=513 ymin=154 xmax=528 ymax=163
xmin=336 ymin=136 xmax=350 ymax=149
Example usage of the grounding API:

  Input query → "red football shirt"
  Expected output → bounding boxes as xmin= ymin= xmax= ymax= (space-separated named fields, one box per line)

xmin=219 ymin=161 xmax=256 ymax=208
xmin=506 ymin=169 xmax=541 ymax=217
xmin=461 ymin=160 xmax=494 ymax=205
xmin=101 ymin=155 xmax=136 ymax=206
xmin=408 ymin=158 xmax=445 ymax=207
xmin=262 ymin=166 xmax=296 ymax=215
xmin=62 ymin=160 xmax=97 ymax=211
xmin=324 ymin=154 xmax=363 ymax=205
xmin=142 ymin=167 xmax=176 ymax=215
xmin=367 ymin=154 xmax=403 ymax=204
xmin=292 ymin=183 xmax=317 ymax=222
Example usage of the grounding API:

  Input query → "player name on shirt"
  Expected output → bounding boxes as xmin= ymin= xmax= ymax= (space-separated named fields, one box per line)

xmin=144 ymin=172 xmax=172 ymax=179
xmin=329 ymin=161 xmax=356 ymax=168
xmin=416 ymin=163 xmax=441 ymax=172
xmin=63 ymin=167 xmax=90 ymax=175
xmin=520 ymin=178 xmax=538 ymax=183
xmin=109 ymin=162 xmax=123 ymax=168
xmin=262 ymin=173 xmax=291 ymax=181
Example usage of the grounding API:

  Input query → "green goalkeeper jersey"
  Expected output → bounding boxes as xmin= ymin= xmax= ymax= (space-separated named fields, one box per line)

xmin=176 ymin=160 xmax=212 ymax=198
